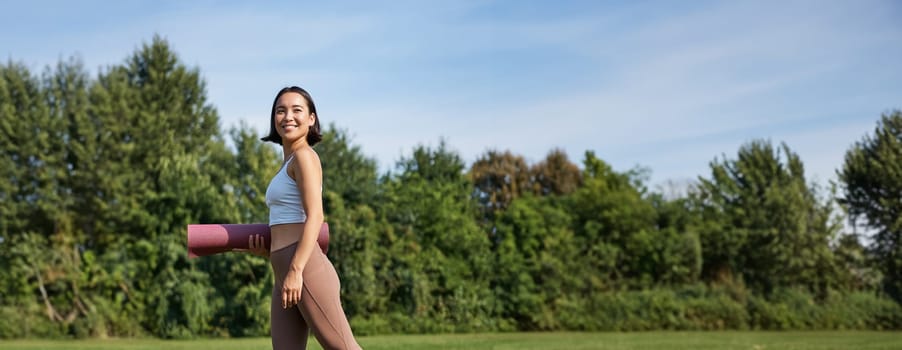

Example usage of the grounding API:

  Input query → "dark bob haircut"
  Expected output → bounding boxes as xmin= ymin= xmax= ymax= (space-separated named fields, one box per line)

xmin=261 ymin=86 xmax=322 ymax=146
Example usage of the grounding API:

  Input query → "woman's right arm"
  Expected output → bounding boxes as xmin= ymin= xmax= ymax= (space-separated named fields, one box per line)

xmin=233 ymin=234 xmax=270 ymax=258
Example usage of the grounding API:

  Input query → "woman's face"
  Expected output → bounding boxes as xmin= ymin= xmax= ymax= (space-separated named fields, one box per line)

xmin=273 ymin=92 xmax=315 ymax=145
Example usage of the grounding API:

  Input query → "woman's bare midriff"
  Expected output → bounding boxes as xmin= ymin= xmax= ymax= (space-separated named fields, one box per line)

xmin=270 ymin=222 xmax=306 ymax=252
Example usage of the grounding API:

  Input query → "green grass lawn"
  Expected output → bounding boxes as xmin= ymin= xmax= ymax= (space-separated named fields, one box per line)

xmin=1 ymin=331 xmax=900 ymax=350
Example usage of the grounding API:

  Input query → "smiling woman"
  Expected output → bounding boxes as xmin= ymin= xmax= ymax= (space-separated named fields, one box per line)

xmin=246 ymin=86 xmax=361 ymax=350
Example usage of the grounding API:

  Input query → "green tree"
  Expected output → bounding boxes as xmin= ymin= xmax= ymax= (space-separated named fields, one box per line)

xmin=646 ymin=192 xmax=703 ymax=285
xmin=838 ymin=110 xmax=902 ymax=302
xmin=0 ymin=60 xmax=60 ymax=241
xmin=0 ymin=59 xmax=91 ymax=336
xmin=831 ymin=233 xmax=881 ymax=292
xmin=492 ymin=194 xmax=579 ymax=330
xmin=82 ymin=36 xmax=236 ymax=337
xmin=695 ymin=140 xmax=840 ymax=294
xmin=325 ymin=191 xmax=392 ymax=325
xmin=568 ymin=151 xmax=657 ymax=286
xmin=378 ymin=141 xmax=495 ymax=331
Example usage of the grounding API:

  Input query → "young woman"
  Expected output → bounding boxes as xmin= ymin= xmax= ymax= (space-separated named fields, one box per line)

xmin=244 ymin=86 xmax=361 ymax=350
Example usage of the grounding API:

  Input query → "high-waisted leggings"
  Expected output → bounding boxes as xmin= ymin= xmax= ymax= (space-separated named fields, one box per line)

xmin=270 ymin=242 xmax=361 ymax=350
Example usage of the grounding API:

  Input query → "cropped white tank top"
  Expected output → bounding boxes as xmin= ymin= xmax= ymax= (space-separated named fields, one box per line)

xmin=265 ymin=156 xmax=307 ymax=226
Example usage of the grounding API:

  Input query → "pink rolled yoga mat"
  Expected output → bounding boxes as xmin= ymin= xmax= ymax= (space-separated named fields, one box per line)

xmin=187 ymin=223 xmax=330 ymax=258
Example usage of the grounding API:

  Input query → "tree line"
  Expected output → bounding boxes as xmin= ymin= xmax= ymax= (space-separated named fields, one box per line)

xmin=0 ymin=37 xmax=899 ymax=338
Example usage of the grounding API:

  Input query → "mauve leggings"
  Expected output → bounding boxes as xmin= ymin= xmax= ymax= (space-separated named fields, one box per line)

xmin=270 ymin=242 xmax=361 ymax=350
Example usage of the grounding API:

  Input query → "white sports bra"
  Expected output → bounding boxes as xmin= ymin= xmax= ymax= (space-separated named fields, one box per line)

xmin=265 ymin=156 xmax=307 ymax=226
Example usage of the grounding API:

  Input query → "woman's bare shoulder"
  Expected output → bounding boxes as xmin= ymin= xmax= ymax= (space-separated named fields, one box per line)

xmin=291 ymin=147 xmax=320 ymax=164
xmin=289 ymin=147 xmax=321 ymax=178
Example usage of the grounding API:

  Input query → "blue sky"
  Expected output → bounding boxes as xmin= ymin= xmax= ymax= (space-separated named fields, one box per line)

xmin=3 ymin=0 xmax=900 ymax=188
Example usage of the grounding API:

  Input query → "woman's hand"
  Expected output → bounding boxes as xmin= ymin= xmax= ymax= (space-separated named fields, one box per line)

xmin=282 ymin=269 xmax=303 ymax=309
xmin=232 ymin=234 xmax=269 ymax=258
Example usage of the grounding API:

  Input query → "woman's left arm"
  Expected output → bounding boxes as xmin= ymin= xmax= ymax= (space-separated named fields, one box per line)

xmin=281 ymin=148 xmax=324 ymax=308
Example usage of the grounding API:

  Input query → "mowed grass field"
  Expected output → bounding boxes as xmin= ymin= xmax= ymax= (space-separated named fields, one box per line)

xmin=2 ymin=331 xmax=900 ymax=350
